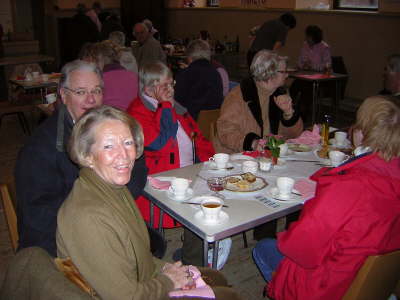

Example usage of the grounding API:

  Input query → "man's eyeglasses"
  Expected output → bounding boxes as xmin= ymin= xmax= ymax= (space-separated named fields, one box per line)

xmin=63 ymin=87 xmax=103 ymax=97
xmin=277 ymin=70 xmax=289 ymax=74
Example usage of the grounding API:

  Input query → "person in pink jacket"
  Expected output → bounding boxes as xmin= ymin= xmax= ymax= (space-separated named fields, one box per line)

xmin=253 ymin=95 xmax=400 ymax=299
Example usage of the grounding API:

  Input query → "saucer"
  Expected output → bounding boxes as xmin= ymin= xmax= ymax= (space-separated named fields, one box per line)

xmin=206 ymin=161 xmax=234 ymax=171
xmin=329 ymin=138 xmax=351 ymax=149
xmin=167 ymin=187 xmax=193 ymax=202
xmin=194 ymin=210 xmax=229 ymax=225
xmin=265 ymin=186 xmax=302 ymax=202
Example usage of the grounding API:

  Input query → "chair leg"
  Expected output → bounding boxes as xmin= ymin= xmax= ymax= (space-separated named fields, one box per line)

xmin=242 ymin=231 xmax=248 ymax=248
xmin=17 ymin=112 xmax=31 ymax=135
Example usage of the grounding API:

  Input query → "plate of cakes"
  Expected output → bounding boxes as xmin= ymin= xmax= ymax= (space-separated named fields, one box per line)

xmin=223 ymin=173 xmax=268 ymax=193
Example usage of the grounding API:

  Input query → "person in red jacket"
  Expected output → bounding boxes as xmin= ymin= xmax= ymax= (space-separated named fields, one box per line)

xmin=253 ymin=95 xmax=400 ymax=300
xmin=127 ymin=61 xmax=215 ymax=265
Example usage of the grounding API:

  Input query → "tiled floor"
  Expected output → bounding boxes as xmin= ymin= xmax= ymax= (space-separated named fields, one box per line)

xmin=0 ymin=99 xmax=359 ymax=299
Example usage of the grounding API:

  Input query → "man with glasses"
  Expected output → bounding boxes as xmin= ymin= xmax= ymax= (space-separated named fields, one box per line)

xmin=131 ymin=22 xmax=166 ymax=68
xmin=15 ymin=60 xmax=148 ymax=257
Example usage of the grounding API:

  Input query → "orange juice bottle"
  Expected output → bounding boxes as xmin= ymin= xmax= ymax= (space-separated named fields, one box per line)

xmin=321 ymin=114 xmax=331 ymax=146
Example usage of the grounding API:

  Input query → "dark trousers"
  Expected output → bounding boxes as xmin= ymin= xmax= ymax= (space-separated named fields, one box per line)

xmin=147 ymin=225 xmax=167 ymax=259
xmin=182 ymin=228 xmax=204 ymax=266
xmin=253 ymin=211 xmax=300 ymax=241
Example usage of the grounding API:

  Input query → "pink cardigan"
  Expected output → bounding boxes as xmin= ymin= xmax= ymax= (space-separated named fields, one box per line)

xmin=103 ymin=63 xmax=139 ymax=111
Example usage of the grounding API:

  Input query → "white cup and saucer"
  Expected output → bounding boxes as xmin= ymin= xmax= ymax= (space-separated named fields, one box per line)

xmin=208 ymin=153 xmax=232 ymax=170
xmin=167 ymin=178 xmax=193 ymax=201
xmin=278 ymin=143 xmax=290 ymax=157
xmin=194 ymin=196 xmax=229 ymax=225
xmin=330 ymin=131 xmax=350 ymax=148
xmin=266 ymin=177 xmax=301 ymax=201
xmin=328 ymin=150 xmax=349 ymax=167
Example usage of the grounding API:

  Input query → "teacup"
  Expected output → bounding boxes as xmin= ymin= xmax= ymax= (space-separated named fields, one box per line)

xmin=41 ymin=74 xmax=49 ymax=82
xmin=201 ymin=196 xmax=223 ymax=223
xmin=259 ymin=157 xmax=273 ymax=172
xmin=45 ymin=93 xmax=57 ymax=104
xmin=242 ymin=160 xmax=258 ymax=173
xmin=209 ymin=153 xmax=229 ymax=169
xmin=276 ymin=177 xmax=295 ymax=199
xmin=329 ymin=150 xmax=349 ymax=167
xmin=170 ymin=178 xmax=189 ymax=199
xmin=278 ymin=143 xmax=289 ymax=156
xmin=334 ymin=131 xmax=348 ymax=146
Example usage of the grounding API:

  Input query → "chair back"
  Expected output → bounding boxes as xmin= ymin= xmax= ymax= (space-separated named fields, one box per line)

xmin=343 ymin=250 xmax=400 ymax=300
xmin=0 ymin=247 xmax=92 ymax=300
xmin=197 ymin=109 xmax=220 ymax=140
xmin=0 ymin=183 xmax=18 ymax=252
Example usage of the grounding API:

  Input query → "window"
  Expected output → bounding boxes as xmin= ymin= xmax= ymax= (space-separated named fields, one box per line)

xmin=334 ymin=0 xmax=378 ymax=10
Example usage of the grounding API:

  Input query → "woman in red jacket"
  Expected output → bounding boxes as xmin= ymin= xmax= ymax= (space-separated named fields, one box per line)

xmin=253 ymin=95 xmax=400 ymax=299
xmin=127 ymin=61 xmax=215 ymax=265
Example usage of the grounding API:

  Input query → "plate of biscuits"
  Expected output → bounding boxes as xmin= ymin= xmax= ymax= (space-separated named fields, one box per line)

xmin=223 ymin=173 xmax=268 ymax=193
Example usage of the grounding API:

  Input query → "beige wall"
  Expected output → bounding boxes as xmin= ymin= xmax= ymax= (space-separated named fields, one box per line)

xmin=166 ymin=8 xmax=400 ymax=100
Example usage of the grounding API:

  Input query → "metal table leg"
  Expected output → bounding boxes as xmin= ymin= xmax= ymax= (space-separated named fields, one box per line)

xmin=212 ymin=240 xmax=220 ymax=269
xmin=150 ymin=202 xmax=154 ymax=228
xmin=158 ymin=210 xmax=164 ymax=236
xmin=335 ymin=80 xmax=340 ymax=118
xmin=203 ymin=239 xmax=209 ymax=267
xmin=312 ymin=81 xmax=318 ymax=124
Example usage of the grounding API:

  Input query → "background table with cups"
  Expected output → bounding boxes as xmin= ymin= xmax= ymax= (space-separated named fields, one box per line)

xmin=144 ymin=151 xmax=322 ymax=269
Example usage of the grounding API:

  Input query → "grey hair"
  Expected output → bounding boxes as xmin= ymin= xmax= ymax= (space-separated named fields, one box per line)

xmin=186 ymin=39 xmax=211 ymax=61
xmin=109 ymin=31 xmax=126 ymax=47
xmin=143 ymin=19 xmax=153 ymax=31
xmin=387 ymin=54 xmax=400 ymax=73
xmin=118 ymin=48 xmax=138 ymax=73
xmin=59 ymin=59 xmax=103 ymax=90
xmin=139 ymin=61 xmax=172 ymax=94
xmin=250 ymin=50 xmax=288 ymax=82
xmin=69 ymin=105 xmax=144 ymax=168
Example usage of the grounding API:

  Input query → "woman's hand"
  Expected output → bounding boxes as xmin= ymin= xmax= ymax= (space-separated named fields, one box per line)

xmin=162 ymin=261 xmax=195 ymax=290
xmin=153 ymin=83 xmax=174 ymax=105
xmin=274 ymin=94 xmax=294 ymax=119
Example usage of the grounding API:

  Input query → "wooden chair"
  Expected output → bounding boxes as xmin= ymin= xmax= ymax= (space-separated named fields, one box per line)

xmin=197 ymin=109 xmax=220 ymax=140
xmin=0 ymin=183 xmax=18 ymax=252
xmin=342 ymin=250 xmax=400 ymax=300
xmin=0 ymin=101 xmax=40 ymax=135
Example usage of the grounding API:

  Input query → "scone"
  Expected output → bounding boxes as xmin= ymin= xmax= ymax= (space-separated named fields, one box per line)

xmin=241 ymin=172 xmax=256 ymax=183
xmin=227 ymin=176 xmax=240 ymax=184
xmin=236 ymin=180 xmax=250 ymax=191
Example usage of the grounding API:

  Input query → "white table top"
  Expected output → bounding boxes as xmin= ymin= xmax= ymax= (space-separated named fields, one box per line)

xmin=144 ymin=151 xmax=322 ymax=243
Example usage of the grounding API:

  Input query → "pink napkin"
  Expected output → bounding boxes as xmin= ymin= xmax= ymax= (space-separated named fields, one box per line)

xmin=294 ymin=179 xmax=317 ymax=202
xmin=286 ymin=124 xmax=321 ymax=146
xmin=148 ymin=176 xmax=171 ymax=190
xmin=169 ymin=266 xmax=215 ymax=299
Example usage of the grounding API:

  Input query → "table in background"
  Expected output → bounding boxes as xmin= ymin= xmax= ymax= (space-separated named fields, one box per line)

xmin=9 ymin=77 xmax=59 ymax=103
xmin=0 ymin=55 xmax=55 ymax=100
xmin=290 ymin=71 xmax=349 ymax=124
xmin=144 ymin=156 xmax=320 ymax=269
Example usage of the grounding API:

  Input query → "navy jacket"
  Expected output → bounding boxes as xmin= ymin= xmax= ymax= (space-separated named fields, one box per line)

xmin=15 ymin=105 xmax=148 ymax=256
xmin=174 ymin=58 xmax=223 ymax=120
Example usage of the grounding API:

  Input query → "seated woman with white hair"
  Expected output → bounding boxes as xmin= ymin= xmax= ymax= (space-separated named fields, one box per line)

xmin=253 ymin=95 xmax=400 ymax=300
xmin=214 ymin=50 xmax=303 ymax=154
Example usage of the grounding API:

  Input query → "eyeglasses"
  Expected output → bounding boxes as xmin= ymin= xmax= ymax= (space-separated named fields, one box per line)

xmin=277 ymin=70 xmax=289 ymax=74
xmin=63 ymin=87 xmax=103 ymax=97
xmin=156 ymin=80 xmax=176 ymax=89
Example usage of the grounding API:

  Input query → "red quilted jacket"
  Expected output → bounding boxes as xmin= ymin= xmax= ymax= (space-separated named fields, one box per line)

xmin=127 ymin=96 xmax=215 ymax=227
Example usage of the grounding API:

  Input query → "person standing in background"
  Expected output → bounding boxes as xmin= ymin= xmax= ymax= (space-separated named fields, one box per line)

xmin=247 ymin=13 xmax=297 ymax=67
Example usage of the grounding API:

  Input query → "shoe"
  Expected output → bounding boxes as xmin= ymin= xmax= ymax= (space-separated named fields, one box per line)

xmin=172 ymin=248 xmax=182 ymax=262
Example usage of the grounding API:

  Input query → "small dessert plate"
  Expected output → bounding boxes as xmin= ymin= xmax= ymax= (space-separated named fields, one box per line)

xmin=167 ymin=187 xmax=193 ymax=202
xmin=205 ymin=161 xmax=234 ymax=171
xmin=194 ymin=210 xmax=229 ymax=225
